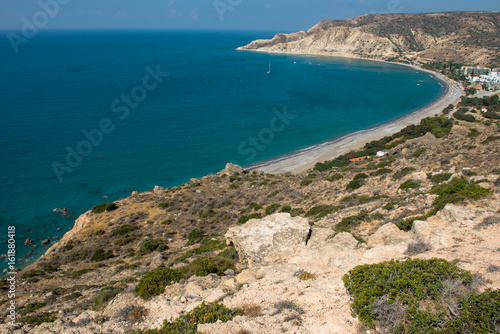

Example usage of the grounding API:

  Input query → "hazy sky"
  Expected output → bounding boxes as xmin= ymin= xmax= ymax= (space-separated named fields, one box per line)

xmin=1 ymin=0 xmax=499 ymax=31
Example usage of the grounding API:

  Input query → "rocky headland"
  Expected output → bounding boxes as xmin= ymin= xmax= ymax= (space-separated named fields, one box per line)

xmin=238 ymin=11 xmax=500 ymax=67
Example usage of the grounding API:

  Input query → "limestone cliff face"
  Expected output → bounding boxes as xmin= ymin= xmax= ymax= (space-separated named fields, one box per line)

xmin=239 ymin=11 xmax=500 ymax=67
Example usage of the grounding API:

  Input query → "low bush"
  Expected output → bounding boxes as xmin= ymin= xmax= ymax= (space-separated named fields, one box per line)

xmin=135 ymin=266 xmax=184 ymax=300
xmin=431 ymin=173 xmax=453 ymax=184
xmin=112 ymin=224 xmax=138 ymax=236
xmin=393 ymin=167 xmax=416 ymax=180
xmin=346 ymin=179 xmax=364 ymax=190
xmin=373 ymin=168 xmax=392 ymax=176
xmin=187 ymin=228 xmax=206 ymax=245
xmin=237 ymin=213 xmax=262 ymax=224
xmin=300 ymin=179 xmax=313 ymax=186
xmin=93 ymin=287 xmax=124 ymax=310
xmin=265 ymin=204 xmax=280 ymax=215
xmin=22 ymin=312 xmax=57 ymax=325
xmin=343 ymin=258 xmax=474 ymax=330
xmin=335 ymin=211 xmax=370 ymax=233
xmin=90 ymin=248 xmax=113 ymax=262
xmin=453 ymin=110 xmax=476 ymax=122
xmin=175 ymin=239 xmax=226 ymax=262
xmin=92 ymin=202 xmax=118 ymax=214
xmin=467 ymin=128 xmax=481 ymax=138
xmin=218 ymin=246 xmax=238 ymax=260
xmin=305 ymin=205 xmax=337 ymax=218
xmin=131 ymin=302 xmax=243 ymax=334
xmin=430 ymin=177 xmax=493 ymax=212
xmin=139 ymin=239 xmax=167 ymax=255
xmin=314 ymin=158 xmax=350 ymax=171
xmin=411 ymin=147 xmax=426 ymax=158
xmin=399 ymin=179 xmax=420 ymax=190
xmin=184 ymin=256 xmax=234 ymax=277
xmin=481 ymin=135 xmax=499 ymax=145
xmin=326 ymin=173 xmax=344 ymax=182
xmin=280 ymin=205 xmax=292 ymax=213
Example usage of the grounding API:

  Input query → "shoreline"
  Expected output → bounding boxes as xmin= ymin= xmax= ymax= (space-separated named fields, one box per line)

xmin=245 ymin=56 xmax=462 ymax=174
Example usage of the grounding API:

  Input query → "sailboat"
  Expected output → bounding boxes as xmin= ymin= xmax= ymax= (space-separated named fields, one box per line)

xmin=267 ymin=62 xmax=271 ymax=75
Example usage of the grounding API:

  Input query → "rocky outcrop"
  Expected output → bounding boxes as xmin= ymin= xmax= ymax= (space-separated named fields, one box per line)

xmin=225 ymin=213 xmax=310 ymax=266
xmin=44 ymin=211 xmax=92 ymax=256
xmin=239 ymin=12 xmax=500 ymax=67
xmin=220 ymin=163 xmax=244 ymax=176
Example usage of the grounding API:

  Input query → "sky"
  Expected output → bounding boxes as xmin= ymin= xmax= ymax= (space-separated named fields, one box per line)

xmin=0 ymin=0 xmax=499 ymax=32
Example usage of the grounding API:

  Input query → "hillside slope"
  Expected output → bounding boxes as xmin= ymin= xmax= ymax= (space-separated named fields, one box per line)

xmin=239 ymin=11 xmax=500 ymax=67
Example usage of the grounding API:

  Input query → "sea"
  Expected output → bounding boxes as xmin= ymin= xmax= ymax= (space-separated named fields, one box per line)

xmin=0 ymin=30 xmax=445 ymax=268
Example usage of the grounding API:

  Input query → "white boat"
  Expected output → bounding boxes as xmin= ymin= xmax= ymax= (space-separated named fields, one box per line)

xmin=267 ymin=62 xmax=271 ymax=75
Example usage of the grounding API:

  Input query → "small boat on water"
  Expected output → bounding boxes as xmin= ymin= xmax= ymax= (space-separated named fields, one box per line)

xmin=267 ymin=62 xmax=271 ymax=75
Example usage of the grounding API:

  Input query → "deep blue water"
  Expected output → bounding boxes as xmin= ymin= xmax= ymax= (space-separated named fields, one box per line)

xmin=0 ymin=30 xmax=445 ymax=266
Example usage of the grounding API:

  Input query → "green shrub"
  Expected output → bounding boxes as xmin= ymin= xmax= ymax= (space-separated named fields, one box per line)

xmin=443 ymin=289 xmax=500 ymax=333
xmin=467 ymin=128 xmax=481 ymax=138
xmin=393 ymin=167 xmax=416 ymax=179
xmin=383 ymin=201 xmax=398 ymax=211
xmin=265 ymin=204 xmax=280 ymax=215
xmin=23 ymin=312 xmax=56 ymax=325
xmin=187 ymin=228 xmax=206 ymax=245
xmin=346 ymin=179 xmax=364 ymax=190
xmin=200 ymin=209 xmax=216 ymax=218
xmin=22 ymin=302 xmax=47 ymax=314
xmin=112 ymin=224 xmax=138 ymax=236
xmin=343 ymin=258 xmax=473 ymax=329
xmin=353 ymin=173 xmax=369 ymax=180
xmin=420 ymin=115 xmax=453 ymax=137
xmin=280 ymin=205 xmax=292 ymax=213
xmin=300 ymin=179 xmax=313 ymax=186
xmin=92 ymin=202 xmax=117 ymax=214
xmin=135 ymin=266 xmax=184 ymax=300
xmin=430 ymin=173 xmax=452 ymax=184
xmin=335 ymin=211 xmax=370 ymax=233
xmin=158 ymin=202 xmax=172 ymax=209
xmin=396 ymin=215 xmax=428 ymax=232
xmin=90 ymin=248 xmax=113 ymax=262
xmin=305 ymin=205 xmax=336 ymax=218
xmin=132 ymin=302 xmax=243 ymax=333
xmin=290 ymin=208 xmax=305 ymax=217
xmin=399 ymin=179 xmax=420 ymax=190
xmin=411 ymin=147 xmax=426 ymax=158
xmin=430 ymin=177 xmax=493 ymax=211
xmin=237 ymin=213 xmax=262 ymax=224
xmin=70 ymin=268 xmax=92 ymax=279
xmin=63 ymin=240 xmax=74 ymax=251
xmin=481 ymin=135 xmax=499 ymax=145
xmin=373 ymin=168 xmax=392 ymax=176
xmin=453 ymin=110 xmax=476 ymax=122
xmin=314 ymin=159 xmax=350 ymax=171
xmin=93 ymin=287 xmax=124 ymax=310
xmin=326 ymin=173 xmax=344 ymax=182
xmin=217 ymin=246 xmax=238 ymax=260
xmin=175 ymin=239 xmax=226 ymax=262
xmin=185 ymin=256 xmax=234 ymax=277
xmin=139 ymin=239 xmax=167 ymax=255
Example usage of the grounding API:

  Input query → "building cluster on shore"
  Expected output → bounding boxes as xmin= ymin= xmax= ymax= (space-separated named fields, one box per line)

xmin=462 ymin=66 xmax=500 ymax=89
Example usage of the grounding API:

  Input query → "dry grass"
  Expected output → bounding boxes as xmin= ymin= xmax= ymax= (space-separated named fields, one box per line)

xmin=243 ymin=303 xmax=263 ymax=318
xmin=295 ymin=270 xmax=316 ymax=280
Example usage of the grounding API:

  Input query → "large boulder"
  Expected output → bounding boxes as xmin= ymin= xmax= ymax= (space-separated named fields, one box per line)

xmin=367 ymin=223 xmax=411 ymax=248
xmin=225 ymin=213 xmax=310 ymax=267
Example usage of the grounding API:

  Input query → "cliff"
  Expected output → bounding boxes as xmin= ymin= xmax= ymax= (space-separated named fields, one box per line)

xmin=239 ymin=11 xmax=500 ymax=67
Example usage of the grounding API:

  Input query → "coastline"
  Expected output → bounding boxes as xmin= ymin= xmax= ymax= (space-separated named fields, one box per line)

xmin=245 ymin=57 xmax=462 ymax=174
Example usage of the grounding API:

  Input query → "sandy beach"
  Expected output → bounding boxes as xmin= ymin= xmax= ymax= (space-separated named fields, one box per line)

xmin=253 ymin=67 xmax=463 ymax=174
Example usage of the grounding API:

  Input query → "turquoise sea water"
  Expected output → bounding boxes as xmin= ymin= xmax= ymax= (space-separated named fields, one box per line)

xmin=0 ymin=30 xmax=445 ymax=267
